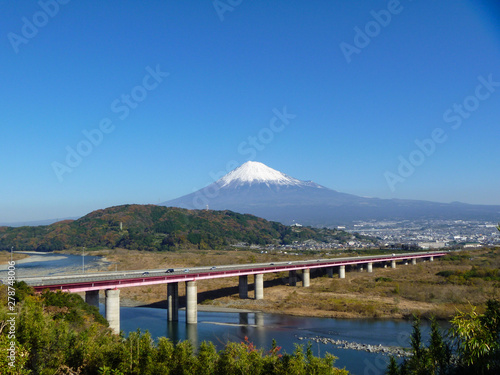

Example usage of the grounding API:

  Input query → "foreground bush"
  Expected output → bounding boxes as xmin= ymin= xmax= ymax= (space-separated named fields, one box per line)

xmin=387 ymin=299 xmax=500 ymax=375
xmin=0 ymin=284 xmax=348 ymax=374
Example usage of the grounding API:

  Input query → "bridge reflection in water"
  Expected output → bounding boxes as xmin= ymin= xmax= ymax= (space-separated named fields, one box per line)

xmin=166 ymin=311 xmax=266 ymax=349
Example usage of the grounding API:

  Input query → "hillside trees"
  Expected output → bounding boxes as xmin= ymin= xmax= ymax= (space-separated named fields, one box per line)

xmin=0 ymin=205 xmax=364 ymax=252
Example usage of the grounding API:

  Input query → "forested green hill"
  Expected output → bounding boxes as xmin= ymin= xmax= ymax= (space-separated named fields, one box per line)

xmin=0 ymin=205 xmax=369 ymax=251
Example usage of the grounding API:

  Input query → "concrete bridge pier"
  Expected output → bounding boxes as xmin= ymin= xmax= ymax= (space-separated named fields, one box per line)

xmin=167 ymin=282 xmax=179 ymax=322
xmin=302 ymin=269 xmax=310 ymax=287
xmin=367 ymin=262 xmax=373 ymax=273
xmin=239 ymin=275 xmax=248 ymax=299
xmin=327 ymin=267 xmax=334 ymax=278
xmin=412 ymin=258 xmax=417 ymax=265
xmin=429 ymin=256 xmax=434 ymax=262
xmin=85 ymin=290 xmax=99 ymax=309
xmin=289 ymin=270 xmax=297 ymax=286
xmin=339 ymin=265 xmax=345 ymax=279
xmin=255 ymin=274 xmax=264 ymax=300
xmin=391 ymin=260 xmax=396 ymax=269
xmin=105 ymin=289 xmax=120 ymax=334
xmin=186 ymin=281 xmax=197 ymax=324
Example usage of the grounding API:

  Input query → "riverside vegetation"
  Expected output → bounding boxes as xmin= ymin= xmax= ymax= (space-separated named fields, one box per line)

xmin=387 ymin=301 xmax=500 ymax=375
xmin=0 ymin=282 xmax=349 ymax=375
xmin=299 ymin=302 xmax=500 ymax=374
xmin=1 ymin=286 xmax=498 ymax=374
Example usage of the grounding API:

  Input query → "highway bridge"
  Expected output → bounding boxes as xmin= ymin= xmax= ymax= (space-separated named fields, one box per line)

xmin=20 ymin=251 xmax=447 ymax=333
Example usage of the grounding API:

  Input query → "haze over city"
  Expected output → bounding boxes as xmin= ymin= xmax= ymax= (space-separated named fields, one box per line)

xmin=2 ymin=0 xmax=500 ymax=223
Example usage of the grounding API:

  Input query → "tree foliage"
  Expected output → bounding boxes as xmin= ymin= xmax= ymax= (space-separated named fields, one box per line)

xmin=388 ymin=300 xmax=500 ymax=375
xmin=0 ymin=284 xmax=349 ymax=374
xmin=450 ymin=300 xmax=500 ymax=373
xmin=0 ymin=205 xmax=364 ymax=252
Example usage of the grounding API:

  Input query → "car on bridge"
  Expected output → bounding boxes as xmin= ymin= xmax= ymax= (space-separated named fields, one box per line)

xmin=142 ymin=272 xmax=149 ymax=276
xmin=165 ymin=269 xmax=175 ymax=273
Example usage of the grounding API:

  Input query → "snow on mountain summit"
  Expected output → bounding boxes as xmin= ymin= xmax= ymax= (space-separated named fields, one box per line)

xmin=162 ymin=161 xmax=500 ymax=226
xmin=218 ymin=161 xmax=304 ymax=187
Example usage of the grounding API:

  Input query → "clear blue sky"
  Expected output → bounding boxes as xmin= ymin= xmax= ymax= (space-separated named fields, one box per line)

xmin=1 ymin=0 xmax=499 ymax=223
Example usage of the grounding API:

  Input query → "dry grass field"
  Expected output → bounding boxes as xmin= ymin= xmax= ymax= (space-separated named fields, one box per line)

xmin=83 ymin=247 xmax=499 ymax=319
xmin=222 ymin=251 xmax=500 ymax=320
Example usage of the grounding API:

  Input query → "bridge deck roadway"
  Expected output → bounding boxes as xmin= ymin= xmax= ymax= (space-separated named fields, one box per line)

xmin=20 ymin=251 xmax=447 ymax=293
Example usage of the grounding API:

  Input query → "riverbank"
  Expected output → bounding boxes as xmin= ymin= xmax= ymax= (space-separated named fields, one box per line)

xmin=0 ymin=251 xmax=30 ymax=265
xmin=79 ymin=247 xmax=500 ymax=320
xmin=0 ymin=251 xmax=109 ymax=276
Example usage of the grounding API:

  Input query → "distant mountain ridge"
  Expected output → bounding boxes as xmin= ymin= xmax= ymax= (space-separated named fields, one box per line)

xmin=0 ymin=217 xmax=79 ymax=227
xmin=0 ymin=204 xmax=366 ymax=251
xmin=162 ymin=161 xmax=500 ymax=226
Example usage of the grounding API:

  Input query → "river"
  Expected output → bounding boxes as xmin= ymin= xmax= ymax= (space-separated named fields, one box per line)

xmin=0 ymin=251 xmax=105 ymax=276
xmin=109 ymin=304 xmax=432 ymax=375
xmin=6 ymin=252 xmax=441 ymax=375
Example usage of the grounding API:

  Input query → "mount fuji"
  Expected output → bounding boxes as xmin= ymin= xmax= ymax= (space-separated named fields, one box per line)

xmin=162 ymin=161 xmax=500 ymax=226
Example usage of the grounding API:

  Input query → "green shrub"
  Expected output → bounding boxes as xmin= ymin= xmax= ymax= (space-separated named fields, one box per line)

xmin=436 ymin=270 xmax=455 ymax=278
xmin=0 ymin=286 xmax=349 ymax=374
xmin=437 ymin=267 xmax=500 ymax=283
xmin=375 ymin=277 xmax=393 ymax=282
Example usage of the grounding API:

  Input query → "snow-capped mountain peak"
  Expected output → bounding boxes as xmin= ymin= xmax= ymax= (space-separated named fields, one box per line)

xmin=161 ymin=160 xmax=500 ymax=226
xmin=218 ymin=161 xmax=304 ymax=187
